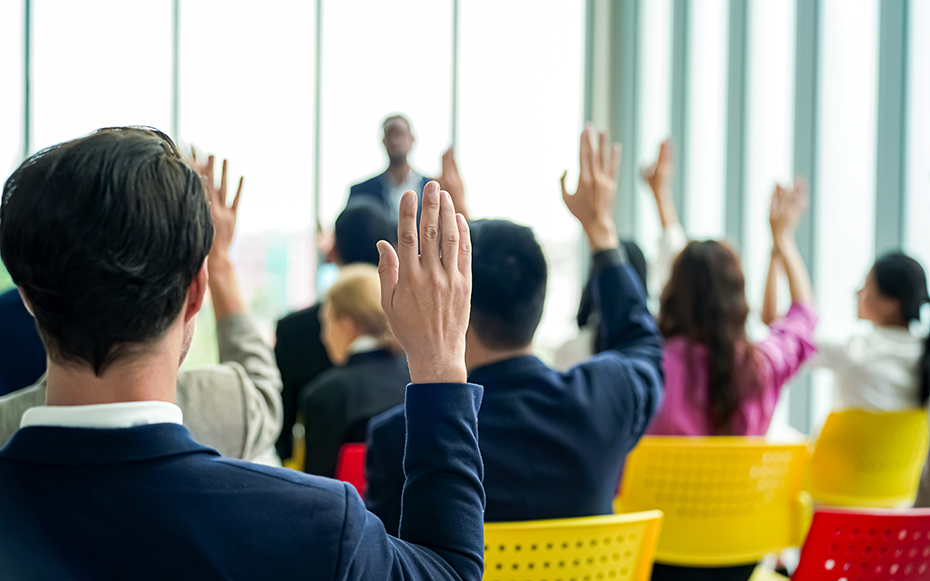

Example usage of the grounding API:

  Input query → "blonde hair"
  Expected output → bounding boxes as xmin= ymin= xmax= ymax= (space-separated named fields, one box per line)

xmin=325 ymin=264 xmax=398 ymax=351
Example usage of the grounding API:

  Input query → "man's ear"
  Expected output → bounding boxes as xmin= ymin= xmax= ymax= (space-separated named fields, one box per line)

xmin=184 ymin=260 xmax=209 ymax=325
xmin=16 ymin=287 xmax=34 ymax=317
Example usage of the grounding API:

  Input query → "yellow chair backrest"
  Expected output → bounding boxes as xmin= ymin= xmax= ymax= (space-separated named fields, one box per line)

xmin=614 ymin=437 xmax=810 ymax=567
xmin=809 ymin=408 xmax=929 ymax=507
xmin=484 ymin=511 xmax=664 ymax=581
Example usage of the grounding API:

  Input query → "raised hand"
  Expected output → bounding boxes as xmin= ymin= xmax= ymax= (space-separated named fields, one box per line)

xmin=377 ymin=181 xmax=471 ymax=384
xmin=561 ymin=125 xmax=622 ymax=251
xmin=769 ymin=178 xmax=808 ymax=242
xmin=437 ymin=147 xmax=469 ymax=220
xmin=191 ymin=148 xmax=244 ymax=259
xmin=641 ymin=138 xmax=674 ymax=195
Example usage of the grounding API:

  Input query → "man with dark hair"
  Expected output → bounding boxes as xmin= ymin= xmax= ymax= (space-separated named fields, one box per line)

xmin=274 ymin=199 xmax=396 ymax=461
xmin=0 ymin=127 xmax=485 ymax=580
xmin=0 ymin=150 xmax=283 ymax=463
xmin=348 ymin=114 xmax=469 ymax=220
xmin=366 ymin=126 xmax=665 ymax=535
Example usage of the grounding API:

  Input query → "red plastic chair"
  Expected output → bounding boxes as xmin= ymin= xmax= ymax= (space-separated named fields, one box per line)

xmin=334 ymin=443 xmax=367 ymax=498
xmin=792 ymin=508 xmax=930 ymax=580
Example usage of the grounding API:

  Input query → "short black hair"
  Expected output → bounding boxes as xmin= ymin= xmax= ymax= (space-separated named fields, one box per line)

xmin=469 ymin=219 xmax=547 ymax=349
xmin=335 ymin=199 xmax=397 ymax=266
xmin=382 ymin=114 xmax=411 ymax=134
xmin=0 ymin=127 xmax=213 ymax=375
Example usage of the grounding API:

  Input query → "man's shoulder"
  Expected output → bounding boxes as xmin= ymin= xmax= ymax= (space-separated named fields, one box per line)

xmin=370 ymin=403 xmax=405 ymax=438
xmin=349 ymin=172 xmax=387 ymax=195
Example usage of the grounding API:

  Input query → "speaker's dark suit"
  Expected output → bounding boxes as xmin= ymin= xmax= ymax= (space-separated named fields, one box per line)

xmin=365 ymin=248 xmax=664 ymax=535
xmin=0 ymin=383 xmax=485 ymax=580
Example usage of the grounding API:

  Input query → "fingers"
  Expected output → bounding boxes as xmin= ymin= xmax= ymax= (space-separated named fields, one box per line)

xmin=598 ymin=129 xmax=610 ymax=173
xmin=440 ymin=190 xmax=459 ymax=273
xmin=190 ymin=146 xmax=198 ymax=164
xmin=397 ymin=190 xmax=420 ymax=272
xmin=419 ymin=181 xmax=442 ymax=270
xmin=206 ymin=155 xmax=215 ymax=187
xmin=232 ymin=177 xmax=244 ymax=213
xmin=560 ymin=170 xmax=571 ymax=200
xmin=220 ymin=159 xmax=228 ymax=206
xmin=609 ymin=143 xmax=622 ymax=180
xmin=377 ymin=240 xmax=400 ymax=314
xmin=579 ymin=127 xmax=593 ymax=183
xmin=456 ymin=214 xmax=471 ymax=278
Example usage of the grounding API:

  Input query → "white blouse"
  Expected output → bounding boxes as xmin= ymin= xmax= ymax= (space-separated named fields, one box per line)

xmin=813 ymin=326 xmax=925 ymax=411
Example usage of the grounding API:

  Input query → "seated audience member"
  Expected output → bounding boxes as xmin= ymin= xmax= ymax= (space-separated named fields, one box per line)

xmin=275 ymin=199 xmax=395 ymax=461
xmin=366 ymin=126 xmax=664 ymax=536
xmin=772 ymin=253 xmax=928 ymax=411
xmin=645 ymin=183 xmax=816 ymax=581
xmin=0 ymin=128 xmax=484 ymax=580
xmin=348 ymin=114 xmax=469 ymax=220
xmin=299 ymin=264 xmax=408 ymax=477
xmin=647 ymin=182 xmax=816 ymax=437
xmin=0 ymin=152 xmax=283 ymax=463
xmin=0 ymin=288 xmax=46 ymax=395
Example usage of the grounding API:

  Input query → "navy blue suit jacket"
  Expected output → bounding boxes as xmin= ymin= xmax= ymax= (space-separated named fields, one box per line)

xmin=0 ymin=288 xmax=46 ymax=397
xmin=348 ymin=171 xmax=431 ymax=215
xmin=365 ymin=249 xmax=664 ymax=535
xmin=0 ymin=383 xmax=485 ymax=580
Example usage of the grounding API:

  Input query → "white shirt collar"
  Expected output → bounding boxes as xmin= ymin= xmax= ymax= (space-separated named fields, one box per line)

xmin=349 ymin=335 xmax=381 ymax=355
xmin=21 ymin=401 xmax=183 ymax=430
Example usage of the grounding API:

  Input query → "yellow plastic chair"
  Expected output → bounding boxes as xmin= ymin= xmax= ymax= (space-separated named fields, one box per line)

xmin=614 ymin=437 xmax=811 ymax=567
xmin=808 ymin=408 xmax=929 ymax=507
xmin=484 ymin=511 xmax=664 ymax=581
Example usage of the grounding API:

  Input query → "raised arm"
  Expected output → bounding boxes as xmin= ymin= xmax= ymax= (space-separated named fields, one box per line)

xmin=770 ymin=179 xmax=813 ymax=306
xmin=437 ymin=147 xmax=469 ymax=220
xmin=335 ymin=182 xmax=484 ymax=579
xmin=176 ymin=152 xmax=283 ymax=461
xmin=762 ymin=248 xmax=782 ymax=326
xmin=641 ymin=138 xmax=679 ymax=230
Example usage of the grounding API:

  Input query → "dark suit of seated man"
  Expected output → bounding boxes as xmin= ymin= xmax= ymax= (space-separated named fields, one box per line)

xmin=366 ymin=126 xmax=665 ymax=536
xmin=0 ymin=128 xmax=484 ymax=580
xmin=0 ymin=288 xmax=46 ymax=396
xmin=274 ymin=199 xmax=396 ymax=461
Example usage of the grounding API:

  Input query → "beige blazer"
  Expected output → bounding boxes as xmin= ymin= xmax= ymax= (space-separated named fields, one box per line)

xmin=0 ymin=313 xmax=282 ymax=461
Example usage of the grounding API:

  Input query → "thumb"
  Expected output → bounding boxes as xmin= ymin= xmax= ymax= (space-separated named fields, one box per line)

xmin=560 ymin=171 xmax=570 ymax=201
xmin=377 ymin=240 xmax=399 ymax=313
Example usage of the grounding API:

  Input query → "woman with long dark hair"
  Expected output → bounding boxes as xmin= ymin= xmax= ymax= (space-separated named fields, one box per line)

xmin=646 ymin=182 xmax=818 ymax=436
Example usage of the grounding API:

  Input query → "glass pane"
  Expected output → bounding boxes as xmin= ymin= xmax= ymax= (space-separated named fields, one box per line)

xmin=457 ymin=0 xmax=585 ymax=356
xmin=684 ymin=0 xmax=729 ymax=241
xmin=743 ymin=0 xmax=795 ymax=312
xmin=0 ymin=0 xmax=22 ymax=292
xmin=812 ymin=0 xmax=880 ymax=419
xmin=31 ymin=0 xmax=172 ymax=153
xmin=634 ymin=0 xmax=672 ymax=258
xmin=905 ymin=0 xmax=930 ymax=270
xmin=317 ymin=0 xmax=453 ymax=228
xmin=178 ymin=0 xmax=317 ymax=367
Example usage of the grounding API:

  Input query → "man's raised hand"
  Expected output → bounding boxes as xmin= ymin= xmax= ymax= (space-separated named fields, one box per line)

xmin=377 ymin=181 xmax=471 ymax=384
xmin=560 ymin=125 xmax=622 ymax=251
xmin=438 ymin=147 xmax=469 ymax=220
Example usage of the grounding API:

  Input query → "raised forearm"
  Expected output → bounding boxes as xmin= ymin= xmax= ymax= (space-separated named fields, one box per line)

xmin=774 ymin=234 xmax=813 ymax=305
xmin=653 ymin=187 xmax=680 ymax=230
xmin=208 ymin=253 xmax=246 ymax=320
xmin=762 ymin=249 xmax=781 ymax=326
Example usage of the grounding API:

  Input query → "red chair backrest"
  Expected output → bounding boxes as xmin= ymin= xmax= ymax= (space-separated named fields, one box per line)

xmin=335 ymin=443 xmax=367 ymax=498
xmin=793 ymin=508 xmax=930 ymax=580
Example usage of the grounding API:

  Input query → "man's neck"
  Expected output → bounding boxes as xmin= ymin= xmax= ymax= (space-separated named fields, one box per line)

xmin=45 ymin=346 xmax=180 ymax=407
xmin=465 ymin=345 xmax=534 ymax=374
xmin=386 ymin=160 xmax=411 ymax=184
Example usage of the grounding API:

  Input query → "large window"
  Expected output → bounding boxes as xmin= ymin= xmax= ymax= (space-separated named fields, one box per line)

xmin=457 ymin=0 xmax=586 ymax=357
xmin=905 ymin=0 xmax=930 ymax=272
xmin=31 ymin=0 xmax=172 ymax=153
xmin=0 ymin=0 xmax=22 ymax=292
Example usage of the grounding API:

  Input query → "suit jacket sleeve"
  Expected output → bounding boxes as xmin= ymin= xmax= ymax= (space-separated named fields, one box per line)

xmin=337 ymin=382 xmax=485 ymax=580
xmin=590 ymin=248 xmax=665 ymax=446
xmin=365 ymin=405 xmax=407 ymax=536
xmin=176 ymin=313 xmax=283 ymax=461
